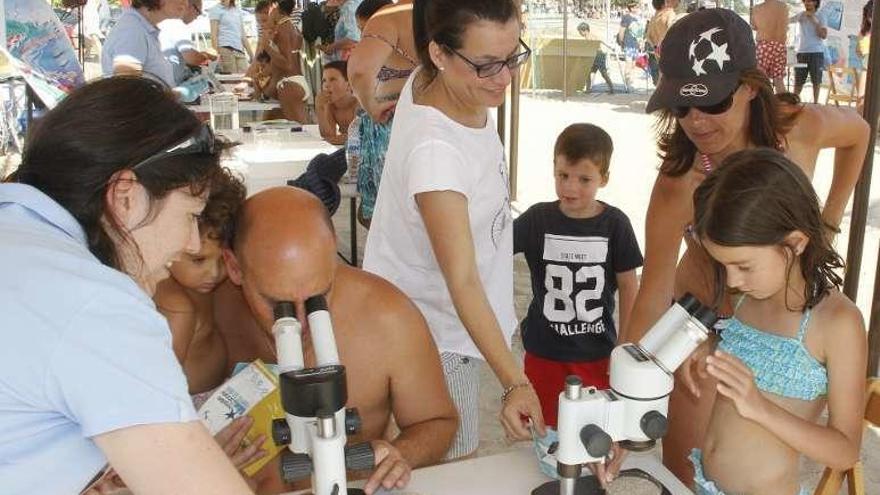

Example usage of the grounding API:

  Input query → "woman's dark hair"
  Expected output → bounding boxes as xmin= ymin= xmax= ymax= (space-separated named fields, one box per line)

xmin=15 ymin=76 xmax=229 ymax=272
xmin=413 ymin=0 xmax=520 ymax=84
xmin=277 ymin=0 xmax=295 ymax=16
xmin=862 ymin=0 xmax=873 ymax=36
xmin=132 ymin=0 xmax=162 ymax=10
xmin=805 ymin=0 xmax=821 ymax=9
xmin=323 ymin=60 xmax=349 ymax=80
xmin=652 ymin=0 xmax=665 ymax=10
xmin=693 ymin=148 xmax=843 ymax=310
xmin=255 ymin=0 xmax=273 ymax=13
xmin=356 ymin=0 xmax=392 ymax=20
xmin=655 ymin=68 xmax=802 ymax=177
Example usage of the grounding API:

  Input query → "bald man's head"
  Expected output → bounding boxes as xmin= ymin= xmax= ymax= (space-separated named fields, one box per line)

xmin=224 ymin=187 xmax=338 ymax=332
xmin=230 ymin=186 xmax=335 ymax=257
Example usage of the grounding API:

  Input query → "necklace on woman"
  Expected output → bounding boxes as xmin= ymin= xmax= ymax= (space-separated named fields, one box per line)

xmin=699 ymin=153 xmax=713 ymax=174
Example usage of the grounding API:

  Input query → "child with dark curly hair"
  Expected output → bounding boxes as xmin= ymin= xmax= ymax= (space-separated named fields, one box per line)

xmin=154 ymin=168 xmax=246 ymax=396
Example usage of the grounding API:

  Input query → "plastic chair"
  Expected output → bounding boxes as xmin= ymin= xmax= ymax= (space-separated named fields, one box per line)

xmin=812 ymin=378 xmax=880 ymax=495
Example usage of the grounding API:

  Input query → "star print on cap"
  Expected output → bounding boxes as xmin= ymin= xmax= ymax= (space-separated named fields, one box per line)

xmin=646 ymin=8 xmax=756 ymax=114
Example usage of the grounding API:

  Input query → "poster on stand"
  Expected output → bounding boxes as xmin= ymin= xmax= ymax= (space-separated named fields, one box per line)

xmin=4 ymin=0 xmax=83 ymax=107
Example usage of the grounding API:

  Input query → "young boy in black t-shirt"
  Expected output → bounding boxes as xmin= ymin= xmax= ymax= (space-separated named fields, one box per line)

xmin=514 ymin=123 xmax=643 ymax=430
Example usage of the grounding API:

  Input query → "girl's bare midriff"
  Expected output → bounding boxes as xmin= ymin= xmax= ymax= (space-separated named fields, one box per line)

xmin=703 ymin=395 xmax=824 ymax=494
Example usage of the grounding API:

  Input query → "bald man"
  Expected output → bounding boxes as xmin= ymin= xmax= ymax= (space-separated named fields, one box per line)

xmin=216 ymin=187 xmax=458 ymax=495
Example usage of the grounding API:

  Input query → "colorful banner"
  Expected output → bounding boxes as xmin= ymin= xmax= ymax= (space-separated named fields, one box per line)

xmin=5 ymin=0 xmax=83 ymax=107
xmin=817 ymin=0 xmax=866 ymax=68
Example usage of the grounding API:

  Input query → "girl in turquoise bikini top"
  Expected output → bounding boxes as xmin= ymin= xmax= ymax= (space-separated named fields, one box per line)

xmin=718 ymin=295 xmax=827 ymax=401
xmin=687 ymin=148 xmax=866 ymax=495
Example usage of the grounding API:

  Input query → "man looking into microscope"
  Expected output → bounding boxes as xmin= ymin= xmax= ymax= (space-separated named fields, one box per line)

xmin=216 ymin=186 xmax=459 ymax=494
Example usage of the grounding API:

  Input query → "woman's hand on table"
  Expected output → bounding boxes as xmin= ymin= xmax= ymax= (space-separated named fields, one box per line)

xmin=499 ymin=383 xmax=546 ymax=440
xmin=363 ymin=440 xmax=412 ymax=495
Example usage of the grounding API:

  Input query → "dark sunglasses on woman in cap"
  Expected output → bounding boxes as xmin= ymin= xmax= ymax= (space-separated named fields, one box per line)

xmin=671 ymin=85 xmax=740 ymax=119
xmin=130 ymin=123 xmax=216 ymax=171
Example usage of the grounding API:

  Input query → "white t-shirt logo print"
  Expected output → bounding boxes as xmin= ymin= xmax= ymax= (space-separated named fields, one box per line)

xmin=687 ymin=27 xmax=731 ymax=76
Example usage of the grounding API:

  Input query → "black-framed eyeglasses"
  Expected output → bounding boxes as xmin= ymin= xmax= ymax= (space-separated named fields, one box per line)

xmin=130 ymin=123 xmax=216 ymax=172
xmin=671 ymin=85 xmax=740 ymax=119
xmin=445 ymin=39 xmax=532 ymax=79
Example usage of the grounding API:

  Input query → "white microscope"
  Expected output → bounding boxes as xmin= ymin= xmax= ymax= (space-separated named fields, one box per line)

xmin=550 ymin=293 xmax=716 ymax=495
xmin=270 ymin=296 xmax=375 ymax=495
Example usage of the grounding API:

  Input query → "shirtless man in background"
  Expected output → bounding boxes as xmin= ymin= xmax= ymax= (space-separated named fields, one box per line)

xmin=216 ymin=187 xmax=459 ymax=494
xmin=752 ymin=0 xmax=790 ymax=93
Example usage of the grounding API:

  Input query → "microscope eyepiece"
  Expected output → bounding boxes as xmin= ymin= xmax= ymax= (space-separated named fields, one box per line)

xmin=676 ymin=293 xmax=701 ymax=314
xmin=274 ymin=301 xmax=296 ymax=320
xmin=305 ymin=295 xmax=329 ymax=314
xmin=693 ymin=306 xmax=718 ymax=331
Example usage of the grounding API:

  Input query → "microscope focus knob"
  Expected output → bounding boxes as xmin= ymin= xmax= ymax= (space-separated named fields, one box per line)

xmin=579 ymin=424 xmax=612 ymax=458
xmin=345 ymin=442 xmax=376 ymax=471
xmin=345 ymin=407 xmax=362 ymax=435
xmin=272 ymin=418 xmax=292 ymax=446
xmin=279 ymin=451 xmax=312 ymax=482
xmin=640 ymin=410 xmax=668 ymax=440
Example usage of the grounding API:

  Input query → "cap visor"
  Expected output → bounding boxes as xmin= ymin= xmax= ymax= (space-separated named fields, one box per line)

xmin=646 ymin=72 xmax=741 ymax=114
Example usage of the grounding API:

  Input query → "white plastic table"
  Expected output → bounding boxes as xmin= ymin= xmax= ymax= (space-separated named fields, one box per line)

xmin=281 ymin=446 xmax=693 ymax=495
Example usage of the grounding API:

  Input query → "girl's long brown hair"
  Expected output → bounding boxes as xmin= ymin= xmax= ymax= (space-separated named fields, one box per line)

xmin=692 ymin=148 xmax=844 ymax=311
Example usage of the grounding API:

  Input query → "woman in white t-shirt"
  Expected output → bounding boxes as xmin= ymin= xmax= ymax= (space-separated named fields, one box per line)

xmin=362 ymin=0 xmax=544 ymax=459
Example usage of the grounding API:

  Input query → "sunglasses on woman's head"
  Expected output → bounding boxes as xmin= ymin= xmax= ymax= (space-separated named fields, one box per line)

xmin=671 ymin=86 xmax=739 ymax=119
xmin=130 ymin=123 xmax=216 ymax=171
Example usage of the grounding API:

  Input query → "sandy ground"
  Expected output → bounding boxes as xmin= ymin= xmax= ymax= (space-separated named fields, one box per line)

xmin=332 ymin=80 xmax=880 ymax=493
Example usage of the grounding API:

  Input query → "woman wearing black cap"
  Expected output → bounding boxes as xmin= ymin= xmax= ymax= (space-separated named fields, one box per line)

xmin=623 ymin=8 xmax=869 ymax=486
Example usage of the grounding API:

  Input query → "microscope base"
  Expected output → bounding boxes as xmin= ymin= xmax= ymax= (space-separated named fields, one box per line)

xmin=531 ymin=469 xmax=672 ymax=495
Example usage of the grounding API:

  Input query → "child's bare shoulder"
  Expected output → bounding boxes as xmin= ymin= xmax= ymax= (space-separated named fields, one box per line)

xmin=812 ymin=291 xmax=865 ymax=337
xmin=154 ymin=278 xmax=197 ymax=315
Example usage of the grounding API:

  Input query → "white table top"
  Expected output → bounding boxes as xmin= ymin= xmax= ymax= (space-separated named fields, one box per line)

xmin=282 ymin=446 xmax=692 ymax=495
xmin=187 ymin=99 xmax=281 ymax=113
xmin=222 ymin=125 xmax=342 ymax=195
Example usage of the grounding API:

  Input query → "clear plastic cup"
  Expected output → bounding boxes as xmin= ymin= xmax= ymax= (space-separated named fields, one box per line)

xmin=209 ymin=92 xmax=239 ymax=131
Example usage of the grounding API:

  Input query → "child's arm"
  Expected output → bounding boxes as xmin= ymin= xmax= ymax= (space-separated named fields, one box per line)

xmin=512 ymin=208 xmax=532 ymax=255
xmin=154 ymin=280 xmax=197 ymax=365
xmin=706 ymin=300 xmax=867 ymax=469
xmin=615 ymin=269 xmax=638 ymax=343
xmin=315 ymin=92 xmax=345 ymax=145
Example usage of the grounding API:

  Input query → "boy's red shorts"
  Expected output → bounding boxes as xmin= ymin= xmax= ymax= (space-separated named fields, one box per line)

xmin=524 ymin=351 xmax=610 ymax=428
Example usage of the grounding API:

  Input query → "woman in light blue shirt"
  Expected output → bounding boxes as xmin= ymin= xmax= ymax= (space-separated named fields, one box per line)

xmin=210 ymin=0 xmax=254 ymax=73
xmin=0 ymin=77 xmax=254 ymax=495
xmin=793 ymin=0 xmax=828 ymax=102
